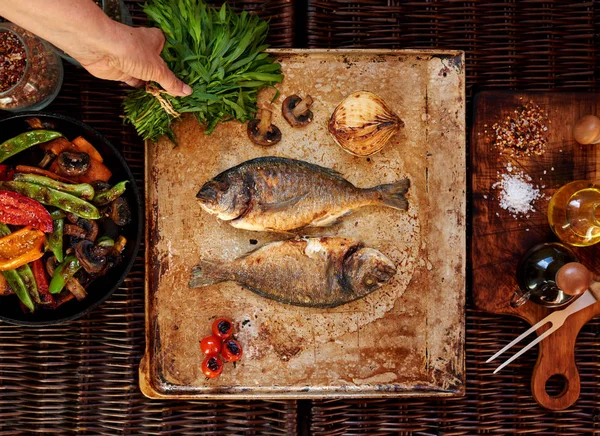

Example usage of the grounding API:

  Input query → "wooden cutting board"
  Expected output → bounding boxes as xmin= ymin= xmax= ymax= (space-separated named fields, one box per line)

xmin=472 ymin=91 xmax=600 ymax=410
xmin=140 ymin=49 xmax=466 ymax=399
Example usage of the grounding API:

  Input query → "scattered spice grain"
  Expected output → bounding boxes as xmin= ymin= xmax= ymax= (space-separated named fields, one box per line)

xmin=489 ymin=99 xmax=550 ymax=157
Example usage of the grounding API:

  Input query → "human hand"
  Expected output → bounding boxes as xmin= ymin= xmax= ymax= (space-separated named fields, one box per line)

xmin=76 ymin=24 xmax=192 ymax=97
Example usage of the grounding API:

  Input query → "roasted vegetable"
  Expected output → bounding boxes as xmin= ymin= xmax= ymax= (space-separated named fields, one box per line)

xmin=31 ymin=258 xmax=54 ymax=308
xmin=0 ymin=226 xmax=45 ymax=271
xmin=3 ymin=269 xmax=34 ymax=312
xmin=122 ymin=0 xmax=283 ymax=142
xmin=48 ymin=216 xmax=64 ymax=263
xmin=0 ymin=130 xmax=63 ymax=163
xmin=13 ymin=173 xmax=95 ymax=200
xmin=328 ymin=91 xmax=404 ymax=156
xmin=48 ymin=256 xmax=81 ymax=295
xmin=0 ymin=181 xmax=101 ymax=219
xmin=0 ymin=190 xmax=53 ymax=232
xmin=92 ymin=181 xmax=127 ymax=206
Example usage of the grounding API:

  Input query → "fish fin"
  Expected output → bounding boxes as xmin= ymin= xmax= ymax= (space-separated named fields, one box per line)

xmin=258 ymin=192 xmax=309 ymax=213
xmin=308 ymin=210 xmax=353 ymax=227
xmin=372 ymin=178 xmax=410 ymax=211
xmin=189 ymin=259 xmax=229 ymax=288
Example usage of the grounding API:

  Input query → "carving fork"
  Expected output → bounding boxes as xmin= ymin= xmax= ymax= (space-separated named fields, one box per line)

xmin=487 ymin=262 xmax=600 ymax=373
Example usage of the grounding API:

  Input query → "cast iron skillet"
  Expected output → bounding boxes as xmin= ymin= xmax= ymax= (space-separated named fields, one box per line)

xmin=0 ymin=113 xmax=142 ymax=326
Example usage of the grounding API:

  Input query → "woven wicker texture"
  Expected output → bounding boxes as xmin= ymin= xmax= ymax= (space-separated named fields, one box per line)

xmin=307 ymin=1 xmax=600 ymax=434
xmin=0 ymin=1 xmax=296 ymax=435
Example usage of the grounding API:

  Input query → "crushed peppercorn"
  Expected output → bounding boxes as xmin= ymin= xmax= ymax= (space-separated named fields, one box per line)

xmin=0 ymin=30 xmax=27 ymax=93
xmin=486 ymin=99 xmax=550 ymax=157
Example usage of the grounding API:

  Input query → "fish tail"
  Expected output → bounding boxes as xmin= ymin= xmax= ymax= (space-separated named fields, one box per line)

xmin=371 ymin=178 xmax=410 ymax=211
xmin=189 ymin=259 xmax=229 ymax=288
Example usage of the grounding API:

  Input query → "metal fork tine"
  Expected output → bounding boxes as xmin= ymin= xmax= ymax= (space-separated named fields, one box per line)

xmin=486 ymin=316 xmax=553 ymax=363
xmin=492 ymin=327 xmax=557 ymax=374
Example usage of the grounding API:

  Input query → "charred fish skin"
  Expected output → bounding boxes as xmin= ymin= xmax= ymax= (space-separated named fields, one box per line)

xmin=195 ymin=156 xmax=410 ymax=232
xmin=189 ymin=237 xmax=397 ymax=308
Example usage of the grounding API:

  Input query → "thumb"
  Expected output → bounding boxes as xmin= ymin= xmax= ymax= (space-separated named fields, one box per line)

xmin=153 ymin=63 xmax=192 ymax=97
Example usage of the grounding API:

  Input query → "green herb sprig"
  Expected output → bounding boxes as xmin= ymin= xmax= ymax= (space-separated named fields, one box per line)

xmin=123 ymin=0 xmax=283 ymax=142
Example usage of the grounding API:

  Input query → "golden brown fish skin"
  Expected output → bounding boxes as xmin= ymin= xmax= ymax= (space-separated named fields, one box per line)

xmin=189 ymin=237 xmax=397 ymax=308
xmin=196 ymin=157 xmax=409 ymax=232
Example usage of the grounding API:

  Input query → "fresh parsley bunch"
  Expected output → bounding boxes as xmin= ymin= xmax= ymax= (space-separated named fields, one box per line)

xmin=123 ymin=0 xmax=283 ymax=142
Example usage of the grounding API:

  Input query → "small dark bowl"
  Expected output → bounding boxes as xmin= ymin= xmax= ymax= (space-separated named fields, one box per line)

xmin=0 ymin=113 xmax=142 ymax=326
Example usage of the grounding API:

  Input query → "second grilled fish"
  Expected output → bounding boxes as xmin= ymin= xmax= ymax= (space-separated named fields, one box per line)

xmin=189 ymin=237 xmax=397 ymax=308
xmin=196 ymin=156 xmax=409 ymax=232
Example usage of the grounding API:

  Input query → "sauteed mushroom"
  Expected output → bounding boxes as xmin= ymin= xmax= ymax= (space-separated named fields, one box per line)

xmin=282 ymin=95 xmax=314 ymax=127
xmin=64 ymin=213 xmax=99 ymax=241
xmin=75 ymin=240 xmax=110 ymax=275
xmin=247 ymin=109 xmax=281 ymax=146
xmin=57 ymin=151 xmax=90 ymax=176
xmin=108 ymin=197 xmax=131 ymax=227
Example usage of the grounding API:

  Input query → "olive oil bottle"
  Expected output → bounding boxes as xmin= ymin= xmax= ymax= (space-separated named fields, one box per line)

xmin=547 ymin=180 xmax=600 ymax=246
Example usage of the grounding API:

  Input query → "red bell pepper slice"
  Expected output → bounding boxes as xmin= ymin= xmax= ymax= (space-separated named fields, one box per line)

xmin=0 ymin=165 xmax=14 ymax=182
xmin=31 ymin=258 xmax=54 ymax=309
xmin=0 ymin=190 xmax=53 ymax=233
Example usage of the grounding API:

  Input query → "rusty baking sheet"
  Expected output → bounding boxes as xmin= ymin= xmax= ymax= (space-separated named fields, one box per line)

xmin=140 ymin=49 xmax=466 ymax=399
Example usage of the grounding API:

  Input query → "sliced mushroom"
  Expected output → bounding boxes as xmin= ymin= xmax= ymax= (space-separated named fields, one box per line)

xmin=282 ymin=95 xmax=314 ymax=127
xmin=92 ymin=181 xmax=111 ymax=194
xmin=65 ymin=214 xmax=99 ymax=241
xmin=25 ymin=117 xmax=44 ymax=129
xmin=65 ymin=278 xmax=87 ymax=301
xmin=109 ymin=197 xmax=131 ymax=227
xmin=75 ymin=240 xmax=110 ymax=275
xmin=57 ymin=151 xmax=91 ymax=176
xmin=46 ymin=256 xmax=59 ymax=278
xmin=247 ymin=109 xmax=281 ymax=146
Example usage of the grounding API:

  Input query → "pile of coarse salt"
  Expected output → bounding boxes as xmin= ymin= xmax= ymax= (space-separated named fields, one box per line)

xmin=492 ymin=164 xmax=542 ymax=218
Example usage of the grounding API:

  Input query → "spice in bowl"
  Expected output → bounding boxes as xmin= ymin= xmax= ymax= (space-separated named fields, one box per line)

xmin=0 ymin=23 xmax=63 ymax=112
xmin=0 ymin=30 xmax=27 ymax=93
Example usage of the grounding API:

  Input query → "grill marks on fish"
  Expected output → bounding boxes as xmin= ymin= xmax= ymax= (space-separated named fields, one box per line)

xmin=195 ymin=157 xmax=410 ymax=232
xmin=189 ymin=237 xmax=397 ymax=308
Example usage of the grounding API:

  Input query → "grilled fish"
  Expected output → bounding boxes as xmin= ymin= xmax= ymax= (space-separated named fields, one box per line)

xmin=196 ymin=156 xmax=409 ymax=232
xmin=189 ymin=237 xmax=396 ymax=308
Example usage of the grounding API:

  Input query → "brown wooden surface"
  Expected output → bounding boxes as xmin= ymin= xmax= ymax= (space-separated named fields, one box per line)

xmin=142 ymin=49 xmax=466 ymax=399
xmin=471 ymin=91 xmax=600 ymax=410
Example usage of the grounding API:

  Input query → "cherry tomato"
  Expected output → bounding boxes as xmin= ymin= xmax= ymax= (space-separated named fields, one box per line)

xmin=202 ymin=355 xmax=223 ymax=378
xmin=212 ymin=317 xmax=233 ymax=340
xmin=200 ymin=335 xmax=222 ymax=355
xmin=221 ymin=338 xmax=243 ymax=362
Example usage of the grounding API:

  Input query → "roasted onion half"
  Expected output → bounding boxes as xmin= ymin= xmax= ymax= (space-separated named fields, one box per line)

xmin=328 ymin=91 xmax=404 ymax=157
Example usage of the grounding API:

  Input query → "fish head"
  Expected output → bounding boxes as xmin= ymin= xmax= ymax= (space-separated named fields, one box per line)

xmin=342 ymin=248 xmax=397 ymax=297
xmin=196 ymin=175 xmax=250 ymax=221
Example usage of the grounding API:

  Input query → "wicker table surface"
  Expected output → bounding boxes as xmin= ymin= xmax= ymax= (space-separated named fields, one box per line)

xmin=1 ymin=1 xmax=600 ymax=435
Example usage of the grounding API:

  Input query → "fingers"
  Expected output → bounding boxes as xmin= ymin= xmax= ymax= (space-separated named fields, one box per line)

xmin=123 ymin=77 xmax=144 ymax=88
xmin=153 ymin=63 xmax=193 ymax=97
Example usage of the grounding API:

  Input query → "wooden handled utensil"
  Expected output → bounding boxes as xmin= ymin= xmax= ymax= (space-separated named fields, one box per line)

xmin=487 ymin=262 xmax=600 ymax=375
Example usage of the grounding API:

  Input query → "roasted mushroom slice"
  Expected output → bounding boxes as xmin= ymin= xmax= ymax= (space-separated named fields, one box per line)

xmin=46 ymin=256 xmax=59 ymax=278
xmin=109 ymin=197 xmax=131 ymax=227
xmin=247 ymin=109 xmax=281 ymax=146
xmin=64 ymin=214 xmax=99 ymax=241
xmin=282 ymin=95 xmax=314 ymax=127
xmin=65 ymin=278 xmax=87 ymax=301
xmin=75 ymin=240 xmax=110 ymax=276
xmin=57 ymin=151 xmax=91 ymax=176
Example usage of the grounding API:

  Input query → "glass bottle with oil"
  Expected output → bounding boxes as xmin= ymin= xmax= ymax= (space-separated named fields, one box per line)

xmin=547 ymin=180 xmax=600 ymax=246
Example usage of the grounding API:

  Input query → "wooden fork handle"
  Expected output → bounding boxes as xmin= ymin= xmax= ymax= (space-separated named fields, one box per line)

xmin=530 ymin=303 xmax=598 ymax=410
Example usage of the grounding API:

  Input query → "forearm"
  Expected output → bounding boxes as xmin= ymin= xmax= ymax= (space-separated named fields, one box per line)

xmin=0 ymin=0 xmax=117 ymax=61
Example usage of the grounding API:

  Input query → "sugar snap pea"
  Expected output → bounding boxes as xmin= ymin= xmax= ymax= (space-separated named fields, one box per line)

xmin=92 ymin=181 xmax=128 ymax=206
xmin=49 ymin=256 xmax=81 ymax=295
xmin=0 ymin=130 xmax=63 ymax=163
xmin=13 ymin=173 xmax=95 ymax=200
xmin=0 ymin=181 xmax=100 ymax=220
